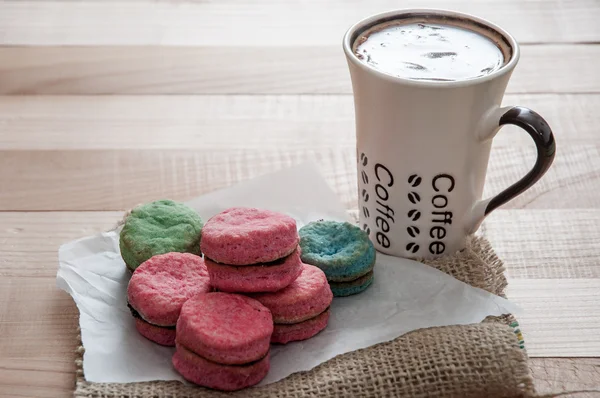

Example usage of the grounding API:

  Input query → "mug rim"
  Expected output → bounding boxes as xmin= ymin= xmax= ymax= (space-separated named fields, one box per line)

xmin=342 ymin=9 xmax=521 ymax=88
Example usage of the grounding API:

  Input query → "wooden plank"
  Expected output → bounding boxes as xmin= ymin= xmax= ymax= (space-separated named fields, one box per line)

xmin=0 ymin=277 xmax=78 ymax=398
xmin=3 ymin=210 xmax=597 ymax=280
xmin=0 ymin=45 xmax=597 ymax=94
xmin=0 ymin=94 xmax=596 ymax=150
xmin=507 ymin=279 xmax=600 ymax=357
xmin=0 ymin=212 xmax=120 ymax=277
xmin=482 ymin=210 xmax=600 ymax=279
xmin=0 ymin=143 xmax=597 ymax=211
xmin=0 ymin=1 xmax=597 ymax=46
xmin=530 ymin=358 xmax=600 ymax=397
xmin=0 ymin=148 xmax=358 ymax=211
xmin=0 ymin=93 xmax=597 ymax=211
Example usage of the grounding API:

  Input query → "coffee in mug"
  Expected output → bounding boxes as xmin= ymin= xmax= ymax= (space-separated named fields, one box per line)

xmin=343 ymin=10 xmax=556 ymax=259
xmin=353 ymin=21 xmax=506 ymax=82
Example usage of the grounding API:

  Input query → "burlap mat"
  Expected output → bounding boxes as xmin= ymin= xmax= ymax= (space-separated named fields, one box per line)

xmin=74 ymin=236 xmax=535 ymax=398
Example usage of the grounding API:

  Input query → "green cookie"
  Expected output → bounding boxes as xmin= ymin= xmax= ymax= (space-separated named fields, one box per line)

xmin=119 ymin=200 xmax=203 ymax=271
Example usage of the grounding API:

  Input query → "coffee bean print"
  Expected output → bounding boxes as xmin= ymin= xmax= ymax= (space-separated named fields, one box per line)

xmin=407 ymin=226 xmax=420 ymax=238
xmin=407 ymin=192 xmax=421 ymax=204
xmin=361 ymin=170 xmax=369 ymax=184
xmin=407 ymin=209 xmax=421 ymax=221
xmin=362 ymin=224 xmax=371 ymax=236
xmin=406 ymin=242 xmax=420 ymax=254
xmin=408 ymin=174 xmax=422 ymax=187
xmin=360 ymin=153 xmax=368 ymax=166
xmin=363 ymin=206 xmax=370 ymax=218
xmin=362 ymin=189 xmax=369 ymax=202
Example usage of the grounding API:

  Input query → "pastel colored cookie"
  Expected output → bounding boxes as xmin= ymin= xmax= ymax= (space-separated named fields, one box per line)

xmin=173 ymin=344 xmax=270 ymax=391
xmin=200 ymin=207 xmax=298 ymax=265
xmin=251 ymin=264 xmax=333 ymax=324
xmin=205 ymin=249 xmax=302 ymax=293
xmin=299 ymin=221 xmax=376 ymax=282
xmin=271 ymin=309 xmax=330 ymax=344
xmin=134 ymin=318 xmax=176 ymax=347
xmin=120 ymin=200 xmax=203 ymax=271
xmin=176 ymin=292 xmax=273 ymax=365
xmin=329 ymin=271 xmax=374 ymax=297
xmin=127 ymin=253 xmax=211 ymax=326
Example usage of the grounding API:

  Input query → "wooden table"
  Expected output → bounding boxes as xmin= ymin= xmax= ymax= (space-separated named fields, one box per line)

xmin=0 ymin=1 xmax=599 ymax=397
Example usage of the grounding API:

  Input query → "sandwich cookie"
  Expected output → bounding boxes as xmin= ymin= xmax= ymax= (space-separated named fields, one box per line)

xmin=205 ymin=248 xmax=303 ymax=293
xmin=120 ymin=199 xmax=203 ymax=271
xmin=127 ymin=252 xmax=211 ymax=346
xmin=173 ymin=292 xmax=273 ymax=391
xmin=200 ymin=207 xmax=298 ymax=265
xmin=251 ymin=264 xmax=333 ymax=344
xmin=299 ymin=220 xmax=376 ymax=296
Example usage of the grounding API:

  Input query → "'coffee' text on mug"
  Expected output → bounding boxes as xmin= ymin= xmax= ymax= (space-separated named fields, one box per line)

xmin=428 ymin=174 xmax=455 ymax=255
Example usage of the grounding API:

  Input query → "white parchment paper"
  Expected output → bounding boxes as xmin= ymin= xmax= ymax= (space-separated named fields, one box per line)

xmin=56 ymin=163 xmax=519 ymax=384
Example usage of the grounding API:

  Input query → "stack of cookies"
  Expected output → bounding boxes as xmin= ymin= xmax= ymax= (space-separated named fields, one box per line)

xmin=126 ymin=252 xmax=211 ymax=346
xmin=201 ymin=207 xmax=303 ymax=293
xmin=202 ymin=207 xmax=333 ymax=344
xmin=173 ymin=292 xmax=273 ymax=391
xmin=299 ymin=220 xmax=376 ymax=296
xmin=251 ymin=263 xmax=333 ymax=344
xmin=120 ymin=204 xmax=341 ymax=391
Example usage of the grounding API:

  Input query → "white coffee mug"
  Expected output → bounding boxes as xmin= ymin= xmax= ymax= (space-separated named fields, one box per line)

xmin=343 ymin=9 xmax=556 ymax=258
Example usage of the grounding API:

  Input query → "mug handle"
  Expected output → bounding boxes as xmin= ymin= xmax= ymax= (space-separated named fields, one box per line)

xmin=466 ymin=106 xmax=556 ymax=234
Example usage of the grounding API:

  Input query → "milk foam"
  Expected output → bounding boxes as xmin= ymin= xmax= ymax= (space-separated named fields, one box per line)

xmin=354 ymin=22 xmax=505 ymax=81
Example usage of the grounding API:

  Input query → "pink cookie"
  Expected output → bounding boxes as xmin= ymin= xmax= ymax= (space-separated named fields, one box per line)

xmin=271 ymin=309 xmax=330 ymax=344
xmin=127 ymin=252 xmax=211 ymax=326
xmin=206 ymin=249 xmax=303 ymax=293
xmin=135 ymin=318 xmax=176 ymax=346
xmin=173 ymin=344 xmax=270 ymax=391
xmin=251 ymin=264 xmax=333 ymax=324
xmin=176 ymin=292 xmax=273 ymax=365
xmin=200 ymin=207 xmax=299 ymax=265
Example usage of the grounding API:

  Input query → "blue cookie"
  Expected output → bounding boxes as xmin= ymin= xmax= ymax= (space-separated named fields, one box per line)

xmin=299 ymin=221 xmax=376 ymax=283
xmin=329 ymin=271 xmax=374 ymax=297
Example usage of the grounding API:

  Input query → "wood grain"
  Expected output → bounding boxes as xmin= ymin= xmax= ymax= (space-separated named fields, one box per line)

xmin=0 ymin=94 xmax=596 ymax=150
xmin=483 ymin=210 xmax=600 ymax=279
xmin=507 ymin=279 xmax=600 ymax=357
xmin=0 ymin=142 xmax=597 ymax=212
xmin=0 ymin=94 xmax=598 ymax=211
xmin=0 ymin=212 xmax=120 ymax=277
xmin=0 ymin=277 xmax=78 ymax=398
xmin=0 ymin=148 xmax=357 ymax=211
xmin=530 ymin=358 xmax=600 ymax=397
xmin=2 ymin=210 xmax=595 ymax=280
xmin=0 ymin=1 xmax=598 ymax=46
xmin=0 ymin=45 xmax=598 ymax=94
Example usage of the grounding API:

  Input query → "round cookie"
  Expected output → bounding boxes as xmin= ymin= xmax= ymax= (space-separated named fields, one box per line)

xmin=299 ymin=221 xmax=376 ymax=282
xmin=251 ymin=264 xmax=333 ymax=324
xmin=127 ymin=253 xmax=211 ymax=327
xmin=329 ymin=271 xmax=374 ymax=297
xmin=271 ymin=309 xmax=330 ymax=344
xmin=119 ymin=199 xmax=203 ymax=271
xmin=206 ymin=249 xmax=303 ymax=293
xmin=176 ymin=292 xmax=273 ymax=365
xmin=200 ymin=207 xmax=298 ymax=265
xmin=173 ymin=344 xmax=270 ymax=391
